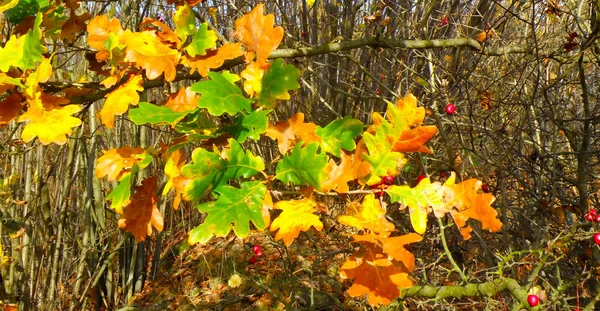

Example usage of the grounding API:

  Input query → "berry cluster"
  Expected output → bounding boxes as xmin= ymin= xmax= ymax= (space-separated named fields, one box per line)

xmin=371 ymin=175 xmax=395 ymax=197
xmin=249 ymin=244 xmax=262 ymax=264
xmin=584 ymin=209 xmax=600 ymax=245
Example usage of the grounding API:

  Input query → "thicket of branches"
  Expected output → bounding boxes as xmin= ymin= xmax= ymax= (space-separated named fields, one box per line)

xmin=1 ymin=0 xmax=600 ymax=310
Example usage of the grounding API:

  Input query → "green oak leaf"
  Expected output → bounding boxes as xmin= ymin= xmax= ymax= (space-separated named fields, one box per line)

xmin=386 ymin=179 xmax=443 ymax=234
xmin=362 ymin=131 xmax=402 ymax=182
xmin=182 ymin=139 xmax=264 ymax=201
xmin=223 ymin=139 xmax=265 ymax=180
xmin=192 ymin=72 xmax=252 ymax=116
xmin=173 ymin=109 xmax=215 ymax=134
xmin=257 ymin=58 xmax=300 ymax=109
xmin=188 ymin=181 xmax=267 ymax=245
xmin=129 ymin=102 xmax=188 ymax=126
xmin=106 ymin=171 xmax=132 ymax=214
xmin=0 ymin=14 xmax=46 ymax=71
xmin=221 ymin=70 xmax=241 ymax=84
xmin=182 ymin=148 xmax=225 ymax=201
xmin=275 ymin=142 xmax=328 ymax=190
xmin=185 ymin=23 xmax=217 ymax=57
xmin=316 ymin=116 xmax=363 ymax=157
xmin=231 ymin=109 xmax=271 ymax=142
xmin=5 ymin=0 xmax=49 ymax=23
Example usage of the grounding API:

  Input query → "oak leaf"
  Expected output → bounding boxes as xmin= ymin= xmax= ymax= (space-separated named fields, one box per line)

xmin=0 ymin=14 xmax=46 ymax=71
xmin=240 ymin=61 xmax=264 ymax=97
xmin=256 ymin=58 xmax=300 ymax=108
xmin=234 ymin=3 xmax=283 ymax=67
xmin=339 ymin=240 xmax=413 ymax=306
xmin=188 ymin=181 xmax=267 ymax=245
xmin=321 ymin=151 xmax=357 ymax=193
xmin=18 ymin=92 xmax=82 ymax=145
xmin=96 ymin=147 xmax=146 ymax=182
xmin=0 ymin=72 xmax=24 ymax=93
xmin=0 ymin=94 xmax=22 ymax=125
xmin=275 ymin=142 xmax=328 ymax=191
xmin=173 ymin=3 xmax=196 ymax=40
xmin=386 ymin=178 xmax=443 ymax=234
xmin=192 ymin=71 xmax=252 ymax=116
xmin=60 ymin=11 xmax=91 ymax=42
xmin=316 ymin=116 xmax=363 ymax=157
xmin=181 ymin=43 xmax=244 ymax=77
xmin=368 ymin=94 xmax=437 ymax=154
xmin=122 ymin=30 xmax=180 ymax=81
xmin=86 ymin=15 xmax=124 ymax=61
xmin=437 ymin=172 xmax=503 ymax=239
xmin=338 ymin=194 xmax=395 ymax=236
xmin=118 ymin=176 xmax=164 ymax=242
xmin=100 ymin=74 xmax=143 ymax=128
xmin=265 ymin=112 xmax=321 ymax=154
xmin=164 ymin=87 xmax=198 ymax=112
xmin=270 ymin=197 xmax=323 ymax=246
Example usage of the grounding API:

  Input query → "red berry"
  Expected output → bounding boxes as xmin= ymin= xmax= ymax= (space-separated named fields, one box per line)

xmin=249 ymin=256 xmax=258 ymax=264
xmin=252 ymin=245 xmax=261 ymax=253
xmin=481 ymin=184 xmax=490 ymax=193
xmin=440 ymin=171 xmax=446 ymax=178
xmin=301 ymin=31 xmax=308 ymax=36
xmin=590 ymin=209 xmax=597 ymax=217
xmin=586 ymin=213 xmax=594 ymax=222
xmin=416 ymin=174 xmax=426 ymax=184
xmin=594 ymin=233 xmax=600 ymax=245
xmin=595 ymin=214 xmax=600 ymax=223
xmin=255 ymin=250 xmax=262 ymax=257
xmin=381 ymin=74 xmax=386 ymax=79
xmin=382 ymin=175 xmax=394 ymax=185
xmin=376 ymin=88 xmax=381 ymax=95
xmin=527 ymin=294 xmax=539 ymax=307
xmin=445 ymin=103 xmax=456 ymax=115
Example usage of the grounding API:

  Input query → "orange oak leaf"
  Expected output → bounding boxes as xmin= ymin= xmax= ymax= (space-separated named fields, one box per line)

xmin=270 ymin=197 xmax=323 ymax=246
xmin=96 ymin=147 xmax=146 ymax=181
xmin=321 ymin=151 xmax=357 ymax=193
xmin=18 ymin=92 xmax=81 ymax=145
xmin=0 ymin=94 xmax=22 ymax=125
xmin=163 ymin=87 xmax=198 ymax=112
xmin=368 ymin=94 xmax=437 ymax=154
xmin=437 ymin=172 xmax=503 ymax=239
xmin=60 ymin=11 xmax=91 ymax=42
xmin=86 ymin=15 xmax=124 ymax=61
xmin=339 ymin=239 xmax=413 ymax=306
xmin=265 ymin=113 xmax=321 ymax=154
xmin=122 ymin=30 xmax=180 ymax=81
xmin=139 ymin=18 xmax=181 ymax=47
xmin=338 ymin=194 xmax=395 ymax=237
xmin=181 ymin=43 xmax=244 ymax=77
xmin=101 ymin=74 xmax=143 ymax=128
xmin=118 ymin=176 xmax=164 ymax=242
xmin=234 ymin=4 xmax=283 ymax=67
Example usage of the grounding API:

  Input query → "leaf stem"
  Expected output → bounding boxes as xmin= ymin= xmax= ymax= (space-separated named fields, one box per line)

xmin=436 ymin=217 xmax=468 ymax=283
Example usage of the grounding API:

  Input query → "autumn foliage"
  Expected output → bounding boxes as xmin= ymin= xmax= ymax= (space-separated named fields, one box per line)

xmin=0 ymin=3 xmax=504 ymax=307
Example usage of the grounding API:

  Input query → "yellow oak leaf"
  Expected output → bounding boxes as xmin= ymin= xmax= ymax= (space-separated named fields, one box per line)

xmin=163 ymin=87 xmax=198 ymax=112
xmin=338 ymin=194 xmax=395 ymax=237
xmin=96 ymin=147 xmax=146 ymax=182
xmin=18 ymin=92 xmax=81 ymax=145
xmin=118 ymin=176 xmax=164 ymax=242
xmin=265 ymin=113 xmax=321 ymax=154
xmin=161 ymin=147 xmax=190 ymax=210
xmin=270 ymin=197 xmax=323 ymax=246
xmin=101 ymin=74 xmax=143 ymax=128
xmin=122 ymin=30 xmax=180 ymax=81
xmin=240 ymin=61 xmax=264 ymax=97
xmin=234 ymin=4 xmax=283 ymax=67
xmin=181 ymin=43 xmax=244 ymax=77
